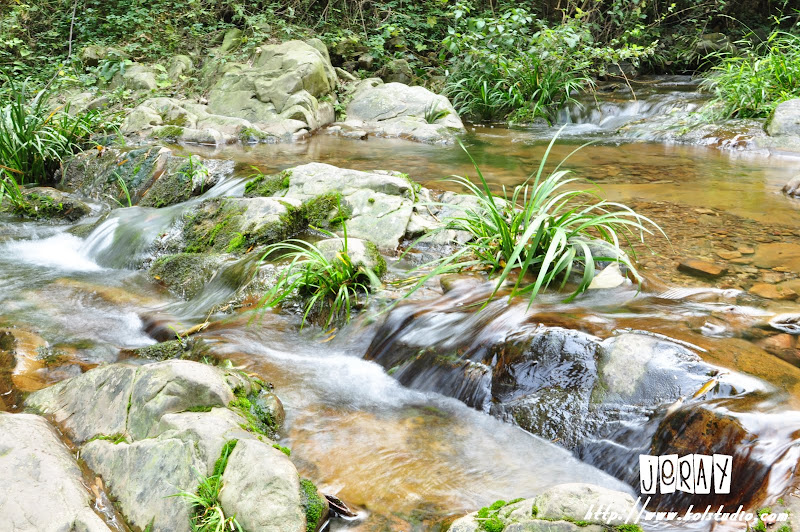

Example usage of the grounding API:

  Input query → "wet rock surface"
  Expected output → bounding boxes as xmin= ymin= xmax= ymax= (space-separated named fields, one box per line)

xmin=59 ymin=145 xmax=232 ymax=210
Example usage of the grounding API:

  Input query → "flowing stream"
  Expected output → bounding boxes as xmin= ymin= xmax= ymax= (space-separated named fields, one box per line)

xmin=2 ymin=78 xmax=800 ymax=530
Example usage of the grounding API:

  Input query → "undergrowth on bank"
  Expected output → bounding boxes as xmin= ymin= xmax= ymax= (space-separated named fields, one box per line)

xmin=701 ymin=24 xmax=800 ymax=120
xmin=404 ymin=131 xmax=664 ymax=306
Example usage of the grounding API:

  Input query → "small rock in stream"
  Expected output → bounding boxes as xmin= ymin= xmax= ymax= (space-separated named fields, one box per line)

xmin=678 ymin=259 xmax=727 ymax=278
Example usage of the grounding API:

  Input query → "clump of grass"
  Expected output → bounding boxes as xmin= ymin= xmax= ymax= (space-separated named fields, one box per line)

xmin=174 ymin=439 xmax=242 ymax=532
xmin=701 ymin=28 xmax=800 ymax=120
xmin=424 ymin=101 xmax=451 ymax=124
xmin=0 ymin=77 xmax=98 ymax=185
xmin=406 ymin=131 xmax=663 ymax=305
xmin=258 ymin=226 xmax=382 ymax=328
xmin=475 ymin=499 xmax=508 ymax=532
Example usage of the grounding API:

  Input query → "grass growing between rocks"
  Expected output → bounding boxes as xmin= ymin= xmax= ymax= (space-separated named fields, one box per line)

xmin=406 ymin=132 xmax=664 ymax=306
xmin=258 ymin=226 xmax=382 ymax=328
xmin=175 ymin=439 xmax=242 ymax=532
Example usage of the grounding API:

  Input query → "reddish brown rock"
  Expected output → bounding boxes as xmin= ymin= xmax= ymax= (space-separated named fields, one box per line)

xmin=753 ymin=243 xmax=800 ymax=273
xmin=716 ymin=250 xmax=742 ymax=260
xmin=678 ymin=259 xmax=727 ymax=278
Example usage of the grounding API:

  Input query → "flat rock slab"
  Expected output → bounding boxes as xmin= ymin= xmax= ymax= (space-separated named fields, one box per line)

xmin=678 ymin=259 xmax=727 ymax=278
xmin=0 ymin=412 xmax=112 ymax=532
xmin=753 ymin=242 xmax=800 ymax=273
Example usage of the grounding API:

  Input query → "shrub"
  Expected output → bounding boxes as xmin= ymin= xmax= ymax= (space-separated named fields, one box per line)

xmin=0 ymin=77 xmax=98 ymax=185
xmin=442 ymin=6 xmax=655 ymax=123
xmin=701 ymin=28 xmax=800 ymax=119
xmin=258 ymin=227 xmax=383 ymax=328
xmin=406 ymin=131 xmax=663 ymax=305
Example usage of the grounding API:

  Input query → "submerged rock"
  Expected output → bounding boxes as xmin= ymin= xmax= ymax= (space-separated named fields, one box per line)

xmin=150 ymin=252 xmax=230 ymax=299
xmin=25 ymin=360 xmax=312 ymax=532
xmin=337 ymin=80 xmax=465 ymax=144
xmin=0 ymin=412 xmax=113 ymax=531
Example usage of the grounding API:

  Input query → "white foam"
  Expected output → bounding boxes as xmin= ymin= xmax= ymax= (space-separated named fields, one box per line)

xmin=3 ymin=233 xmax=103 ymax=272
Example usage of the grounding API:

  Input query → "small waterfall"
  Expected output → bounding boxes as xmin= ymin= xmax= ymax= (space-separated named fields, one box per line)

xmin=558 ymin=76 xmax=709 ymax=132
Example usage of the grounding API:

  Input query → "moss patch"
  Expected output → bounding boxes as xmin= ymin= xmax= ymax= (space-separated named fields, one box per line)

xmin=182 ymin=198 xmax=248 ymax=254
xmin=244 ymin=169 xmax=291 ymax=197
xmin=230 ymin=387 xmax=280 ymax=438
xmin=131 ymin=339 xmax=191 ymax=361
xmin=88 ymin=433 xmax=128 ymax=444
xmin=300 ymin=478 xmax=325 ymax=532
xmin=301 ymin=192 xmax=352 ymax=229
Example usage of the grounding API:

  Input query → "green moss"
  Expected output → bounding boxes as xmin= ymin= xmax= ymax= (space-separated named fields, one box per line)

xmin=226 ymin=232 xmax=245 ymax=253
xmin=299 ymin=192 xmax=353 ymax=230
xmin=475 ymin=500 xmax=508 ymax=532
xmin=300 ymin=478 xmax=325 ymax=532
xmin=150 ymin=125 xmax=184 ymax=140
xmin=244 ymin=169 xmax=292 ymax=197
xmin=230 ymin=387 xmax=279 ymax=437
xmin=182 ymin=199 xmax=247 ymax=254
xmin=185 ymin=405 xmax=214 ymax=413
xmin=213 ymin=439 xmax=238 ymax=477
xmin=238 ymin=127 xmax=277 ymax=143
xmin=531 ymin=505 xmax=538 ymax=517
xmin=614 ymin=525 xmax=643 ymax=532
xmin=88 ymin=433 xmax=128 ymax=444
xmin=272 ymin=443 xmax=291 ymax=456
xmin=150 ymin=253 xmax=224 ymax=299
xmin=132 ymin=339 xmax=189 ymax=361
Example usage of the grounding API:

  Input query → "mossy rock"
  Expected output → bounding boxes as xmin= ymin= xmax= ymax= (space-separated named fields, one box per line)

xmin=300 ymin=478 xmax=328 ymax=532
xmin=129 ymin=339 xmax=193 ymax=361
xmin=13 ymin=187 xmax=91 ymax=221
xmin=150 ymin=253 xmax=228 ymax=299
xmin=244 ymin=169 xmax=292 ymax=198
xmin=181 ymin=197 xmax=304 ymax=254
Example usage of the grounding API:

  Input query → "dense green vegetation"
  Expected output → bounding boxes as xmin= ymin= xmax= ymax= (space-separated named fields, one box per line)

xmin=1 ymin=0 xmax=796 ymax=124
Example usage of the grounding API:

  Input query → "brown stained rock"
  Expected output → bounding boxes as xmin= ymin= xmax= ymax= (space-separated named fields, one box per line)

xmin=716 ymin=250 xmax=742 ymax=260
xmin=748 ymin=283 xmax=798 ymax=301
xmin=753 ymin=242 xmax=800 ymax=272
xmin=738 ymin=246 xmax=756 ymax=254
xmin=677 ymin=259 xmax=727 ymax=278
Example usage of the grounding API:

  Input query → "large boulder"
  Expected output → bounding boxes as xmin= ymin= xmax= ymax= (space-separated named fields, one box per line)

xmin=337 ymin=79 xmax=465 ymax=144
xmin=766 ymin=98 xmax=800 ymax=137
xmin=0 ymin=412 xmax=113 ymax=531
xmin=122 ymin=40 xmax=337 ymax=144
xmin=248 ymin=162 xmax=418 ymax=250
xmin=25 ymin=360 xmax=309 ymax=532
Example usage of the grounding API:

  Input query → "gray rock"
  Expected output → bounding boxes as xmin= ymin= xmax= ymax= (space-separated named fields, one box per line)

xmin=342 ymin=80 xmax=465 ymax=143
xmin=18 ymin=186 xmax=92 ymax=221
xmin=82 ymin=436 xmax=201 ymax=531
xmin=26 ymin=364 xmax=137 ymax=444
xmin=280 ymin=162 xmax=416 ymax=250
xmin=126 ymin=360 xmax=235 ymax=440
xmin=377 ymin=58 xmax=413 ymax=84
xmin=766 ymin=98 xmax=800 ymax=137
xmin=167 ymin=55 xmax=193 ymax=78
xmin=783 ymin=175 xmax=800 ymax=197
xmin=218 ymin=28 xmax=243 ymax=54
xmin=0 ymin=412 xmax=112 ymax=532
xmin=534 ymin=483 xmax=637 ymax=525
xmin=26 ymin=361 xmax=306 ymax=532
xmin=116 ymin=63 xmax=157 ymax=91
xmin=316 ymin=237 xmax=387 ymax=276
xmin=219 ymin=439 xmax=306 ymax=532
